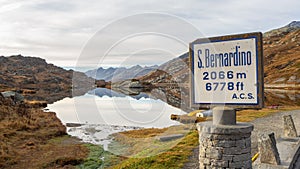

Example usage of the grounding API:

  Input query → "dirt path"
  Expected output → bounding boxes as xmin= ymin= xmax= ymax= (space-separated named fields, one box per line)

xmin=182 ymin=109 xmax=300 ymax=169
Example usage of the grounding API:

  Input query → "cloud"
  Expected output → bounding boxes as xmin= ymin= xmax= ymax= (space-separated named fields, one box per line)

xmin=0 ymin=0 xmax=299 ymax=69
xmin=31 ymin=1 xmax=76 ymax=12
xmin=76 ymin=13 xmax=203 ymax=69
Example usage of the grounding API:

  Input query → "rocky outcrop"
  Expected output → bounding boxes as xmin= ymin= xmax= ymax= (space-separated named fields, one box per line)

xmin=0 ymin=91 xmax=24 ymax=103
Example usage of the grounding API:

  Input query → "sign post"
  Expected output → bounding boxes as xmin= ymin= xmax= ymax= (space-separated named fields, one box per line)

xmin=191 ymin=32 xmax=263 ymax=168
xmin=190 ymin=32 xmax=264 ymax=109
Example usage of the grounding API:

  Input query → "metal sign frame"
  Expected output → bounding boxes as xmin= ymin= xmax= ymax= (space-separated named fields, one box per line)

xmin=189 ymin=32 xmax=264 ymax=109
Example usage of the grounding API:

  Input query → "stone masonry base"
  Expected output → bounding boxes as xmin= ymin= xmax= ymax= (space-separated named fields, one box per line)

xmin=197 ymin=122 xmax=254 ymax=169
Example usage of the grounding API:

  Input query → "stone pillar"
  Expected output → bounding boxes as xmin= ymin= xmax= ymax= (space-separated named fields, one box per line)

xmin=283 ymin=115 xmax=298 ymax=137
xmin=258 ymin=132 xmax=281 ymax=165
xmin=197 ymin=107 xmax=254 ymax=169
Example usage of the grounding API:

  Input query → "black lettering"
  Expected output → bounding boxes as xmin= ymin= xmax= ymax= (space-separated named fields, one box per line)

xmin=199 ymin=46 xmax=253 ymax=68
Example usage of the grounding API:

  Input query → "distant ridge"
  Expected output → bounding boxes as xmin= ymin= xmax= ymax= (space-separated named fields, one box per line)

xmin=85 ymin=65 xmax=158 ymax=82
xmin=264 ymin=21 xmax=300 ymax=37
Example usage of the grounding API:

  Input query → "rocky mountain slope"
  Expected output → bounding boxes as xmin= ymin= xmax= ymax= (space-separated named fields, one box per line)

xmin=263 ymin=21 xmax=300 ymax=84
xmin=0 ymin=55 xmax=94 ymax=103
xmin=138 ymin=53 xmax=190 ymax=110
xmin=85 ymin=65 xmax=158 ymax=82
xmin=140 ymin=53 xmax=189 ymax=85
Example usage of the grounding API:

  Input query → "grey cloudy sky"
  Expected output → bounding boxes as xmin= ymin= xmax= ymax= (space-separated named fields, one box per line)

xmin=0 ymin=0 xmax=299 ymax=70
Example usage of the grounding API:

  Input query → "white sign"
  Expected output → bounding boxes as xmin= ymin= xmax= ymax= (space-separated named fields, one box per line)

xmin=190 ymin=33 xmax=263 ymax=108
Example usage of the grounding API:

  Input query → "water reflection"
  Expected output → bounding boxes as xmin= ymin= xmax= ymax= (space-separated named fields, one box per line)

xmin=47 ymin=87 xmax=299 ymax=127
xmin=88 ymin=88 xmax=150 ymax=100
xmin=47 ymin=88 xmax=185 ymax=128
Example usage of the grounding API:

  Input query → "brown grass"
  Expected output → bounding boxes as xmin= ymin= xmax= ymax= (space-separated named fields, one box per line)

xmin=116 ymin=128 xmax=168 ymax=139
xmin=264 ymin=29 xmax=300 ymax=84
xmin=108 ymin=125 xmax=195 ymax=158
xmin=0 ymin=99 xmax=88 ymax=168
xmin=108 ymin=130 xmax=199 ymax=169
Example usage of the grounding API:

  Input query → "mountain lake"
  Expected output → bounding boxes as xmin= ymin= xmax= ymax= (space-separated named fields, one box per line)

xmin=46 ymin=88 xmax=186 ymax=150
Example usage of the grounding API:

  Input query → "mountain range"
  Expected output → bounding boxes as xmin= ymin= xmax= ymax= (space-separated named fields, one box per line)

xmin=85 ymin=65 xmax=158 ymax=82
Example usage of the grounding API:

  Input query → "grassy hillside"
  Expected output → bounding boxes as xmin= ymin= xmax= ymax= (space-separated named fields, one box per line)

xmin=0 ymin=96 xmax=89 ymax=168
xmin=0 ymin=55 xmax=94 ymax=103
xmin=264 ymin=28 xmax=300 ymax=84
